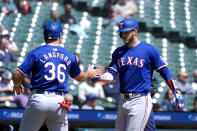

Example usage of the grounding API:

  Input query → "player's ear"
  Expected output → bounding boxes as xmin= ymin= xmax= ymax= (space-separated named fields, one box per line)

xmin=133 ymin=29 xmax=138 ymax=36
xmin=59 ymin=34 xmax=62 ymax=41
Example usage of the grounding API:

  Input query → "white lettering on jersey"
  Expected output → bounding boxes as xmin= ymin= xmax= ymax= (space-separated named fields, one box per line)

xmin=42 ymin=52 xmax=71 ymax=64
xmin=138 ymin=59 xmax=145 ymax=68
xmin=48 ymin=52 xmax=53 ymax=58
xmin=64 ymin=56 xmax=68 ymax=63
xmin=52 ymin=52 xmax=56 ymax=58
xmin=127 ymin=56 xmax=133 ymax=65
xmin=67 ymin=60 xmax=71 ymax=66
xmin=121 ymin=57 xmax=125 ymax=66
xmin=44 ymin=54 xmax=49 ymax=60
xmin=118 ymin=56 xmax=145 ymax=68
xmin=57 ymin=53 xmax=60 ymax=58
xmin=133 ymin=57 xmax=138 ymax=66
xmin=60 ymin=54 xmax=64 ymax=59
xmin=40 ymin=59 xmax=46 ymax=63
xmin=44 ymin=62 xmax=67 ymax=83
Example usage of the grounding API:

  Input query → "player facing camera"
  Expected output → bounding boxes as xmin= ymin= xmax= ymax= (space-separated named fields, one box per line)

xmin=43 ymin=21 xmax=63 ymax=44
xmin=118 ymin=18 xmax=140 ymax=47
xmin=93 ymin=18 xmax=184 ymax=131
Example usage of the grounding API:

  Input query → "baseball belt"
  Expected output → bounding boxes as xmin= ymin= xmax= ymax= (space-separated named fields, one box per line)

xmin=120 ymin=92 xmax=149 ymax=99
xmin=31 ymin=89 xmax=64 ymax=96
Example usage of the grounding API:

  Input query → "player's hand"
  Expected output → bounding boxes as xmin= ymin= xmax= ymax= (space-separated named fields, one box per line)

xmin=87 ymin=64 xmax=103 ymax=79
xmin=173 ymin=89 xmax=184 ymax=109
xmin=13 ymin=84 xmax=24 ymax=95
xmin=58 ymin=101 xmax=72 ymax=111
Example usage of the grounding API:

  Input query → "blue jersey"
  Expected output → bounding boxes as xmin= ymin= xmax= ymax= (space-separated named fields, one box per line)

xmin=108 ymin=42 xmax=166 ymax=93
xmin=18 ymin=45 xmax=81 ymax=93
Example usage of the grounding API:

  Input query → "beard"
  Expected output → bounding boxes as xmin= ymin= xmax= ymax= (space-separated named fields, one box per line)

xmin=123 ymin=33 xmax=135 ymax=45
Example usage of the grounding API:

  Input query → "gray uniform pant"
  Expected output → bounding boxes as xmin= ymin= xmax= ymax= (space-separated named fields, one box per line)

xmin=115 ymin=93 xmax=152 ymax=131
xmin=19 ymin=91 xmax=68 ymax=131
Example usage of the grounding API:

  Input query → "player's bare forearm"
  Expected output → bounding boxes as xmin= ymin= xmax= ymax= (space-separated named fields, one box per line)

xmin=13 ymin=69 xmax=24 ymax=95
xmin=74 ymin=64 xmax=102 ymax=82
xmin=74 ymin=71 xmax=89 ymax=82
xmin=74 ymin=71 xmax=101 ymax=82
xmin=13 ymin=69 xmax=24 ymax=86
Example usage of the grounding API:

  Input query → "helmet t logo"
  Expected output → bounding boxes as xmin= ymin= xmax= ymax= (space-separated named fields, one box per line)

xmin=119 ymin=23 xmax=123 ymax=28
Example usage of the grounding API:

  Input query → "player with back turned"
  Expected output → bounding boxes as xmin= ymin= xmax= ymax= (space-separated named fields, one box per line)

xmin=12 ymin=22 xmax=102 ymax=131
xmin=96 ymin=18 xmax=184 ymax=131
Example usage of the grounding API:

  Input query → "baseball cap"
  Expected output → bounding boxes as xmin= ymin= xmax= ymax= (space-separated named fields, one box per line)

xmin=2 ymin=71 xmax=12 ymax=80
xmin=44 ymin=21 xmax=63 ymax=40
xmin=178 ymin=71 xmax=188 ymax=77
xmin=87 ymin=93 xmax=97 ymax=100
xmin=117 ymin=18 xmax=140 ymax=33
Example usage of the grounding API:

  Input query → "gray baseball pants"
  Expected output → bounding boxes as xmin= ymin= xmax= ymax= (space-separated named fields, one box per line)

xmin=19 ymin=91 xmax=68 ymax=131
xmin=115 ymin=93 xmax=152 ymax=131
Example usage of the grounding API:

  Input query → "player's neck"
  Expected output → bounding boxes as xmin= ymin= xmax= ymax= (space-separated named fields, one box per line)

xmin=47 ymin=41 xmax=60 ymax=46
xmin=126 ymin=38 xmax=140 ymax=48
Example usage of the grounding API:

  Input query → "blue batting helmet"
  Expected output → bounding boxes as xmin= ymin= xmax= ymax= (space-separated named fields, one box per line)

xmin=44 ymin=21 xmax=63 ymax=40
xmin=117 ymin=18 xmax=140 ymax=33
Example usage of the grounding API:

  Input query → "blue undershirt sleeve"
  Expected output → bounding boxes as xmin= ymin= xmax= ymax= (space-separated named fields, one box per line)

xmin=158 ymin=67 xmax=173 ymax=82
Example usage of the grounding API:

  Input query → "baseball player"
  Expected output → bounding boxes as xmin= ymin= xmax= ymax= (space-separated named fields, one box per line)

xmin=12 ymin=21 xmax=102 ymax=131
xmin=96 ymin=18 xmax=184 ymax=131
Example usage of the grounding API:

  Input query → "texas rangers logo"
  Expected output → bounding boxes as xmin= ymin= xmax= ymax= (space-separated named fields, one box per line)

xmin=119 ymin=23 xmax=123 ymax=28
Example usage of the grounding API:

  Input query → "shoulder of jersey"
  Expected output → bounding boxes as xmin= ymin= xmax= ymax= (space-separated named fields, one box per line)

xmin=113 ymin=42 xmax=153 ymax=53
xmin=31 ymin=45 xmax=47 ymax=51
xmin=113 ymin=45 xmax=126 ymax=54
xmin=140 ymin=41 xmax=155 ymax=49
xmin=55 ymin=46 xmax=76 ymax=59
xmin=32 ymin=45 xmax=67 ymax=52
xmin=29 ymin=45 xmax=65 ymax=55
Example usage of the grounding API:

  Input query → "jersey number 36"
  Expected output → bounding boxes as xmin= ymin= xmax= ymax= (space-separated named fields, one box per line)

xmin=44 ymin=62 xmax=66 ymax=83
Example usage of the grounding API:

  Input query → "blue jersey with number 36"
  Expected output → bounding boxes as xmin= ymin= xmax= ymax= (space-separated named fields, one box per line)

xmin=18 ymin=45 xmax=81 ymax=93
xmin=108 ymin=42 xmax=166 ymax=93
